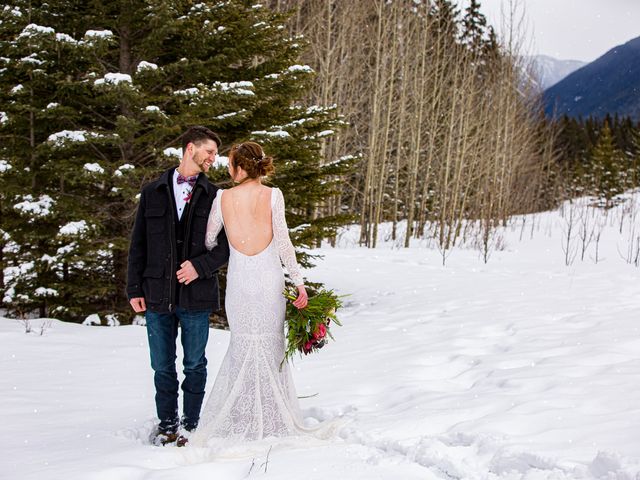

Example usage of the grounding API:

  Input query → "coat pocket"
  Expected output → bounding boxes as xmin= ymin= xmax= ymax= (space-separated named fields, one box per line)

xmin=189 ymin=275 xmax=218 ymax=303
xmin=145 ymin=206 xmax=166 ymax=234
xmin=142 ymin=265 xmax=165 ymax=304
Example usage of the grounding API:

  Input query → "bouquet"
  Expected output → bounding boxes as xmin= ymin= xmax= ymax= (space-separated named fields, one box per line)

xmin=281 ymin=285 xmax=343 ymax=369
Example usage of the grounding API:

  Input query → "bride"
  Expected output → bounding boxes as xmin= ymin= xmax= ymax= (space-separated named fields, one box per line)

xmin=190 ymin=141 xmax=318 ymax=448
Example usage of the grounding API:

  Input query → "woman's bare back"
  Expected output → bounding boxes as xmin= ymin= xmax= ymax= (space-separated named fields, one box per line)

xmin=220 ymin=184 xmax=274 ymax=256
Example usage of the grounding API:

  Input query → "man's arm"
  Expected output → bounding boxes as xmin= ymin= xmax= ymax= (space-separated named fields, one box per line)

xmin=189 ymin=228 xmax=230 ymax=280
xmin=126 ymin=190 xmax=147 ymax=301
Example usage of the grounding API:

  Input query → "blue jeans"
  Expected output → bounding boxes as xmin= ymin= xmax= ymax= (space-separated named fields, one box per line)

xmin=145 ymin=307 xmax=210 ymax=432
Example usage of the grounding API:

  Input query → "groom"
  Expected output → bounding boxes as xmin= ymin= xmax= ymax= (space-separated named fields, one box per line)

xmin=127 ymin=125 xmax=229 ymax=446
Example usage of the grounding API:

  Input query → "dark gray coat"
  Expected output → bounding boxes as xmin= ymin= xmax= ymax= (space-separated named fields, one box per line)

xmin=126 ymin=168 xmax=229 ymax=312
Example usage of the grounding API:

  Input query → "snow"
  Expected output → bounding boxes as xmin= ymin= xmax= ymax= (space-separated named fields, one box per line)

xmin=174 ymin=87 xmax=200 ymax=96
xmin=55 ymin=33 xmax=77 ymax=44
xmin=19 ymin=53 xmax=43 ymax=65
xmin=287 ymin=64 xmax=314 ymax=73
xmin=317 ymin=129 xmax=334 ymax=137
xmin=2 ymin=287 xmax=15 ymax=304
xmin=214 ymin=110 xmax=245 ymax=120
xmin=3 ymin=196 xmax=640 ymax=479
xmin=48 ymin=130 xmax=102 ymax=146
xmin=46 ymin=102 xmax=59 ymax=109
xmin=114 ymin=164 xmax=135 ymax=177
xmin=0 ymin=111 xmax=7 ymax=124
xmin=13 ymin=194 xmax=54 ymax=218
xmin=83 ymin=162 xmax=104 ymax=174
xmin=137 ymin=61 xmax=158 ymax=72
xmin=56 ymin=242 xmax=77 ymax=256
xmin=84 ymin=29 xmax=113 ymax=39
xmin=10 ymin=84 xmax=24 ymax=94
xmin=58 ymin=221 xmax=89 ymax=236
xmin=214 ymin=155 xmax=229 ymax=168
xmin=190 ymin=3 xmax=210 ymax=13
xmin=94 ymin=73 xmax=133 ymax=86
xmin=18 ymin=24 xmax=55 ymax=39
xmin=213 ymin=81 xmax=255 ymax=96
xmin=252 ymin=129 xmax=290 ymax=138
xmin=0 ymin=159 xmax=12 ymax=172
xmin=4 ymin=6 xmax=23 ymax=17
xmin=40 ymin=254 xmax=56 ymax=265
xmin=82 ymin=314 xmax=101 ymax=326
xmin=105 ymin=314 xmax=120 ymax=327
xmin=145 ymin=105 xmax=160 ymax=112
xmin=34 ymin=287 xmax=58 ymax=297
xmin=163 ymin=147 xmax=182 ymax=159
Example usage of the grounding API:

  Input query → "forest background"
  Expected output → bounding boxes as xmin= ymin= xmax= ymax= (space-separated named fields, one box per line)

xmin=1 ymin=0 xmax=638 ymax=323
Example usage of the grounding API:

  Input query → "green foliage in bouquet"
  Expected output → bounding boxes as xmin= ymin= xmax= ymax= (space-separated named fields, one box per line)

xmin=281 ymin=284 xmax=344 ymax=370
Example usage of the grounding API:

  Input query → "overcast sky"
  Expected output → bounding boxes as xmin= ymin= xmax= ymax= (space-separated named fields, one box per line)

xmin=456 ymin=0 xmax=640 ymax=62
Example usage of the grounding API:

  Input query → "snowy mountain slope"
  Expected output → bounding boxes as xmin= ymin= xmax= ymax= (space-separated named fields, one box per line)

xmin=2 ymin=195 xmax=640 ymax=479
xmin=544 ymin=36 xmax=640 ymax=120
xmin=529 ymin=55 xmax=586 ymax=89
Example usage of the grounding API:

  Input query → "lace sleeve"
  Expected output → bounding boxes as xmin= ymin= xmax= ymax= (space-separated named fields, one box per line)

xmin=205 ymin=189 xmax=223 ymax=250
xmin=272 ymin=188 xmax=304 ymax=286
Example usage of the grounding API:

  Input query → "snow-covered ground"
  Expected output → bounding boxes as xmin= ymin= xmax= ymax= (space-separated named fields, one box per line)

xmin=2 ymin=197 xmax=640 ymax=479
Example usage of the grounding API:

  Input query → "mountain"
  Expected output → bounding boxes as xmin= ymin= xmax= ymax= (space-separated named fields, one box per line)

xmin=544 ymin=36 xmax=640 ymax=121
xmin=530 ymin=55 xmax=586 ymax=89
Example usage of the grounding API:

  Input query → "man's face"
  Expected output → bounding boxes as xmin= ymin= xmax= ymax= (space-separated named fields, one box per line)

xmin=190 ymin=139 xmax=218 ymax=172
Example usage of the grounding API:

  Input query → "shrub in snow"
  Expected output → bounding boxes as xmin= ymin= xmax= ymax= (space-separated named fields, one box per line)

xmin=82 ymin=314 xmax=101 ymax=326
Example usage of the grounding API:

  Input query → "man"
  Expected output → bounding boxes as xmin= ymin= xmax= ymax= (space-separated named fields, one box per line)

xmin=127 ymin=125 xmax=229 ymax=446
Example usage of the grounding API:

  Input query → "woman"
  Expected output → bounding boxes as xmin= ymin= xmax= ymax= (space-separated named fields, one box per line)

xmin=190 ymin=141 xmax=316 ymax=448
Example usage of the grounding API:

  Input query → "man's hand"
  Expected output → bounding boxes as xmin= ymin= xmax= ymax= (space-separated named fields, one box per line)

xmin=177 ymin=260 xmax=199 ymax=285
xmin=130 ymin=297 xmax=146 ymax=313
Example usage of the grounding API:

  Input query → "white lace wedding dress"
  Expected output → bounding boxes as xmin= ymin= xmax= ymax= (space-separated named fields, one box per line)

xmin=190 ymin=187 xmax=332 ymax=450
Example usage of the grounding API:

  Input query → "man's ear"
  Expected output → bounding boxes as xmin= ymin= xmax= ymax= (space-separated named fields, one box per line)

xmin=186 ymin=143 xmax=194 ymax=155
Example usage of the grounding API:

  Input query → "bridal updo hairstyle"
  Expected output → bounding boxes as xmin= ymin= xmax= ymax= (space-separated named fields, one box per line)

xmin=229 ymin=141 xmax=274 ymax=179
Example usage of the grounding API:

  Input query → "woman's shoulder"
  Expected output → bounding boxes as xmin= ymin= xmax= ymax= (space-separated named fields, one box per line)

xmin=267 ymin=185 xmax=282 ymax=200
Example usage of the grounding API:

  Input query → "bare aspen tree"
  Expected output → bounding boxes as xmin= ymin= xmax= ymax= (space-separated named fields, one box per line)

xmin=266 ymin=0 xmax=557 ymax=257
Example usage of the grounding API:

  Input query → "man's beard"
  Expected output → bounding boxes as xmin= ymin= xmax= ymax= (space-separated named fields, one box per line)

xmin=193 ymin=152 xmax=208 ymax=173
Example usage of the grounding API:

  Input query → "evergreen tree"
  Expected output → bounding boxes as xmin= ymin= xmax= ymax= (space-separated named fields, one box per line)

xmin=430 ymin=0 xmax=461 ymax=41
xmin=554 ymin=115 xmax=640 ymax=198
xmin=0 ymin=2 xmax=92 ymax=317
xmin=590 ymin=121 xmax=627 ymax=205
xmin=629 ymin=124 xmax=640 ymax=185
xmin=1 ymin=0 xmax=351 ymax=322
xmin=460 ymin=0 xmax=488 ymax=56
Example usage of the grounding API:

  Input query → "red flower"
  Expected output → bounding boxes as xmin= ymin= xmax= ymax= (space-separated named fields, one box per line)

xmin=313 ymin=323 xmax=327 ymax=340
xmin=303 ymin=340 xmax=313 ymax=354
